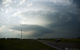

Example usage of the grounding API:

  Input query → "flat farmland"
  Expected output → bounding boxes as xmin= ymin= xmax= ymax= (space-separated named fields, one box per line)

xmin=0 ymin=39 xmax=56 ymax=50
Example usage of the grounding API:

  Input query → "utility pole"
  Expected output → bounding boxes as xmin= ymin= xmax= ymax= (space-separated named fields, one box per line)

xmin=21 ymin=24 xmax=22 ymax=39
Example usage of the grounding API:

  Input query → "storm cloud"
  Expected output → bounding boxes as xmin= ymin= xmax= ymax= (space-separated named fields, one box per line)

xmin=11 ymin=24 xmax=54 ymax=38
xmin=0 ymin=0 xmax=80 ymax=38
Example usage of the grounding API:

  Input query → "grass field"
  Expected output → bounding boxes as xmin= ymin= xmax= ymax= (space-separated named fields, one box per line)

xmin=0 ymin=39 xmax=56 ymax=50
xmin=42 ymin=38 xmax=80 ymax=43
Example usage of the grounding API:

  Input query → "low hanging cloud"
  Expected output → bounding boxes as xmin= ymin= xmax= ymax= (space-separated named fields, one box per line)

xmin=11 ymin=24 xmax=54 ymax=38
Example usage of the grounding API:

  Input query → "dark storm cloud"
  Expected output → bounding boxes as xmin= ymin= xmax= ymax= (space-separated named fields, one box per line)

xmin=44 ymin=0 xmax=80 ymax=38
xmin=73 ymin=0 xmax=80 ymax=8
xmin=29 ymin=0 xmax=80 ymax=38
xmin=12 ymin=0 xmax=80 ymax=38
xmin=46 ymin=0 xmax=80 ymax=28
xmin=11 ymin=24 xmax=54 ymax=38
xmin=47 ymin=12 xmax=80 ymax=27
xmin=0 ymin=0 xmax=80 ymax=38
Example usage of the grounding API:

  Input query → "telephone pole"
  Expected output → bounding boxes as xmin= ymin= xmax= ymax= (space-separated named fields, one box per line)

xmin=21 ymin=24 xmax=22 ymax=39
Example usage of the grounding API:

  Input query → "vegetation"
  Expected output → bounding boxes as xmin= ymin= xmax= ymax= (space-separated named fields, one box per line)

xmin=43 ymin=38 xmax=80 ymax=43
xmin=0 ymin=39 xmax=56 ymax=50
xmin=60 ymin=38 xmax=80 ymax=43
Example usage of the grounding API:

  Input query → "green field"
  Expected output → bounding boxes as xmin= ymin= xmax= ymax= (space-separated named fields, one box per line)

xmin=60 ymin=39 xmax=80 ymax=43
xmin=43 ymin=38 xmax=80 ymax=43
xmin=0 ymin=39 xmax=56 ymax=50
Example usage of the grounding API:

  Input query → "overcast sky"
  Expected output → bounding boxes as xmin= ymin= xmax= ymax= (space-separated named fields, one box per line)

xmin=0 ymin=0 xmax=80 ymax=38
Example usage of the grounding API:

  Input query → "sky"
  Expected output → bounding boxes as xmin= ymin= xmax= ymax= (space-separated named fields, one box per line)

xmin=0 ymin=0 xmax=80 ymax=39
